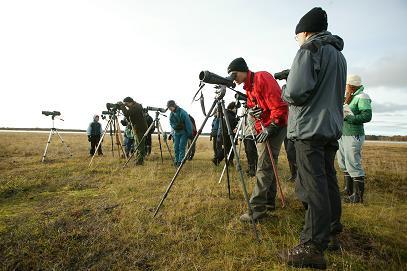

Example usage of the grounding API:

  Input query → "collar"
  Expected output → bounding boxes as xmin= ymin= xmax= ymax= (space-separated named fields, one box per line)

xmin=243 ymin=70 xmax=254 ymax=91
xmin=352 ymin=86 xmax=364 ymax=96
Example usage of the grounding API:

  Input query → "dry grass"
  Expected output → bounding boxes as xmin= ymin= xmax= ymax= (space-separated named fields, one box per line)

xmin=0 ymin=132 xmax=406 ymax=270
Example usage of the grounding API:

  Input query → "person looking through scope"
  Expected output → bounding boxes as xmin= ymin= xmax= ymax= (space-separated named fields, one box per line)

xmin=227 ymin=57 xmax=288 ymax=222
xmin=167 ymin=100 xmax=193 ymax=167
xmin=118 ymin=97 xmax=148 ymax=165
xmin=87 ymin=114 xmax=103 ymax=156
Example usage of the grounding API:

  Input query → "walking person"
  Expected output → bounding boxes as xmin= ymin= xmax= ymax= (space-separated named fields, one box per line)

xmin=87 ymin=114 xmax=103 ymax=156
xmin=167 ymin=100 xmax=193 ymax=166
xmin=338 ymin=74 xmax=372 ymax=203
xmin=227 ymin=57 xmax=288 ymax=222
xmin=280 ymin=7 xmax=346 ymax=269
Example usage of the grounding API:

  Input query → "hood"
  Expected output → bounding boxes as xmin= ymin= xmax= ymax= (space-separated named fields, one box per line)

xmin=307 ymin=31 xmax=344 ymax=51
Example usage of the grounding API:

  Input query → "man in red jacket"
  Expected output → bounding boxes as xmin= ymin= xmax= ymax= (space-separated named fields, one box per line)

xmin=227 ymin=57 xmax=288 ymax=222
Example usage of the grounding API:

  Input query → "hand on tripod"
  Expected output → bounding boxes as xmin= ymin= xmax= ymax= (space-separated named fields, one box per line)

xmin=256 ymin=123 xmax=281 ymax=143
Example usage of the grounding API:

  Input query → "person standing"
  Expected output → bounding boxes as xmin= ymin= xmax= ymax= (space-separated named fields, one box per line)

xmin=144 ymin=111 xmax=154 ymax=155
xmin=210 ymin=110 xmax=220 ymax=165
xmin=215 ymin=102 xmax=239 ymax=164
xmin=119 ymin=97 xmax=148 ymax=165
xmin=227 ymin=57 xmax=288 ymax=222
xmin=338 ymin=75 xmax=372 ymax=203
xmin=122 ymin=119 xmax=135 ymax=157
xmin=280 ymin=7 xmax=346 ymax=269
xmin=87 ymin=114 xmax=103 ymax=156
xmin=167 ymin=100 xmax=193 ymax=166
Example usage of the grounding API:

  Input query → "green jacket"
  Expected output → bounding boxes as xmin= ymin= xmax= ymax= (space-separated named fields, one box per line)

xmin=343 ymin=86 xmax=372 ymax=136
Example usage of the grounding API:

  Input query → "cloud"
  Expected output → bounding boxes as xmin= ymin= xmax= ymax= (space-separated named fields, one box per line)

xmin=351 ymin=54 xmax=407 ymax=88
xmin=372 ymin=102 xmax=407 ymax=113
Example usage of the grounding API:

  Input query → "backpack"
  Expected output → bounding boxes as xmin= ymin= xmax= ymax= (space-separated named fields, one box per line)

xmin=189 ymin=114 xmax=197 ymax=137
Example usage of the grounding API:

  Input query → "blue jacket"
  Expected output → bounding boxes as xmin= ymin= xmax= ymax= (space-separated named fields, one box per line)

xmin=169 ymin=107 xmax=193 ymax=136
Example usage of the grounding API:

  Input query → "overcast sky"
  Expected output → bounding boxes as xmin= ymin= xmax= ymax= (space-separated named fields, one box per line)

xmin=1 ymin=0 xmax=406 ymax=135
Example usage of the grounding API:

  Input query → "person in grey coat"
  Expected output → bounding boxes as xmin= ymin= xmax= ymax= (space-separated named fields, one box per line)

xmin=279 ymin=7 xmax=346 ymax=269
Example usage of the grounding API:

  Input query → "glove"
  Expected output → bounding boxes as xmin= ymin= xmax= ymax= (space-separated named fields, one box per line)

xmin=168 ymin=134 xmax=173 ymax=141
xmin=256 ymin=123 xmax=280 ymax=143
xmin=249 ymin=106 xmax=263 ymax=119
xmin=88 ymin=135 xmax=91 ymax=142
xmin=343 ymin=104 xmax=354 ymax=119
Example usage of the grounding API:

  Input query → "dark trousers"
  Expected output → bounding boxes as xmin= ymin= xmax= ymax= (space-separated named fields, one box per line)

xmin=90 ymin=136 xmax=103 ymax=155
xmin=295 ymin=140 xmax=342 ymax=250
xmin=216 ymin=132 xmax=235 ymax=162
xmin=284 ymin=137 xmax=296 ymax=165
xmin=243 ymin=136 xmax=258 ymax=167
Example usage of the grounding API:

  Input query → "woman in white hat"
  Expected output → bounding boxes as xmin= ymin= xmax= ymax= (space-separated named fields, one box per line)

xmin=337 ymin=75 xmax=372 ymax=203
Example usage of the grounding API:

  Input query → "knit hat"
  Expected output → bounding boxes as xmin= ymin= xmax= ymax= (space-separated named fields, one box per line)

xmin=227 ymin=57 xmax=249 ymax=74
xmin=167 ymin=100 xmax=177 ymax=108
xmin=295 ymin=7 xmax=328 ymax=34
xmin=123 ymin=97 xmax=134 ymax=103
xmin=346 ymin=74 xmax=362 ymax=86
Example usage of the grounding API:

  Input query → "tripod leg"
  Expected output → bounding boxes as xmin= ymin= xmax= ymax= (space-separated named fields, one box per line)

xmin=89 ymin=118 xmax=111 ymax=167
xmin=123 ymin=120 xmax=155 ymax=168
xmin=218 ymin=118 xmax=243 ymax=184
xmin=156 ymin=119 xmax=164 ymax=164
xmin=218 ymin=104 xmax=231 ymax=199
xmin=54 ymin=129 xmax=73 ymax=157
xmin=114 ymin=116 xmax=127 ymax=159
xmin=158 ymin=121 xmax=175 ymax=164
xmin=153 ymin=100 xmax=217 ymax=217
xmin=41 ymin=129 xmax=54 ymax=162
xmin=220 ymin=101 xmax=259 ymax=241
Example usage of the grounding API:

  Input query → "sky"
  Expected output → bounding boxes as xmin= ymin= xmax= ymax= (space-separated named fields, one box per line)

xmin=0 ymin=0 xmax=406 ymax=135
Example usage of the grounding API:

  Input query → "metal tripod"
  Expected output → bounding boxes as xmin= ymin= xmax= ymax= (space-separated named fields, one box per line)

xmin=122 ymin=110 xmax=174 ymax=168
xmin=218 ymin=106 xmax=258 ymax=184
xmin=41 ymin=116 xmax=72 ymax=162
xmin=89 ymin=112 xmax=126 ymax=167
xmin=153 ymin=87 xmax=259 ymax=241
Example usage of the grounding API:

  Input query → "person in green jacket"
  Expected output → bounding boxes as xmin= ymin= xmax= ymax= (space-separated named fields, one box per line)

xmin=337 ymin=75 xmax=372 ymax=203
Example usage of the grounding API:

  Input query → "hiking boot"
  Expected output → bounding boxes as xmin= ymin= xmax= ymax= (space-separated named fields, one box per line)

xmin=211 ymin=158 xmax=219 ymax=166
xmin=345 ymin=177 xmax=364 ymax=203
xmin=342 ymin=172 xmax=353 ymax=196
xmin=239 ymin=210 xmax=267 ymax=222
xmin=278 ymin=242 xmax=327 ymax=270
xmin=327 ymin=234 xmax=341 ymax=251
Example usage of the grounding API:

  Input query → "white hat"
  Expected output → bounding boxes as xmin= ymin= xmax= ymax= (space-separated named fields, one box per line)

xmin=93 ymin=114 xmax=99 ymax=120
xmin=346 ymin=74 xmax=362 ymax=86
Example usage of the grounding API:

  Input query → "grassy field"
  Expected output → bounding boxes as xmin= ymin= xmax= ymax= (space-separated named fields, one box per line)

xmin=0 ymin=132 xmax=406 ymax=270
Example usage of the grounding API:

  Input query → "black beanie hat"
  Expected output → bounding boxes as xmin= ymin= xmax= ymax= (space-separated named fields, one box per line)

xmin=167 ymin=100 xmax=177 ymax=108
xmin=295 ymin=7 xmax=328 ymax=35
xmin=123 ymin=96 xmax=134 ymax=103
xmin=227 ymin=57 xmax=249 ymax=74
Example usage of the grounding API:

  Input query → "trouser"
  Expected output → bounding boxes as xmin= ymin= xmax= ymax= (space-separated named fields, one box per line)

xmin=249 ymin=126 xmax=287 ymax=212
xmin=216 ymin=132 xmax=235 ymax=162
xmin=174 ymin=133 xmax=188 ymax=164
xmin=244 ymin=135 xmax=258 ymax=168
xmin=124 ymin=137 xmax=135 ymax=157
xmin=145 ymin=134 xmax=152 ymax=155
xmin=211 ymin=134 xmax=218 ymax=160
xmin=337 ymin=135 xmax=365 ymax=178
xmin=134 ymin=134 xmax=146 ymax=163
xmin=284 ymin=137 xmax=297 ymax=178
xmin=295 ymin=139 xmax=343 ymax=250
xmin=90 ymin=135 xmax=103 ymax=155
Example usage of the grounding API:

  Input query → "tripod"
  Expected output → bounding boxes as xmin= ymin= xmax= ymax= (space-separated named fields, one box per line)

xmin=218 ymin=106 xmax=258 ymax=184
xmin=89 ymin=111 xmax=126 ymax=167
xmin=41 ymin=116 xmax=72 ymax=162
xmin=123 ymin=110 xmax=174 ymax=168
xmin=153 ymin=87 xmax=259 ymax=241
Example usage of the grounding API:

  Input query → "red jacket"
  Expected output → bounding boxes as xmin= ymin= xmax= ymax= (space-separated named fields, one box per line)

xmin=244 ymin=70 xmax=288 ymax=133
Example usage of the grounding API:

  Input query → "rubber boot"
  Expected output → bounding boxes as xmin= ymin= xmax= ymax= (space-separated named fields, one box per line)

xmin=342 ymin=172 xmax=353 ymax=196
xmin=345 ymin=177 xmax=364 ymax=203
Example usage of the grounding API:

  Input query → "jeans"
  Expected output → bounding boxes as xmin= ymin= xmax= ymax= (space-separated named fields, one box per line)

xmin=173 ymin=133 xmax=188 ymax=164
